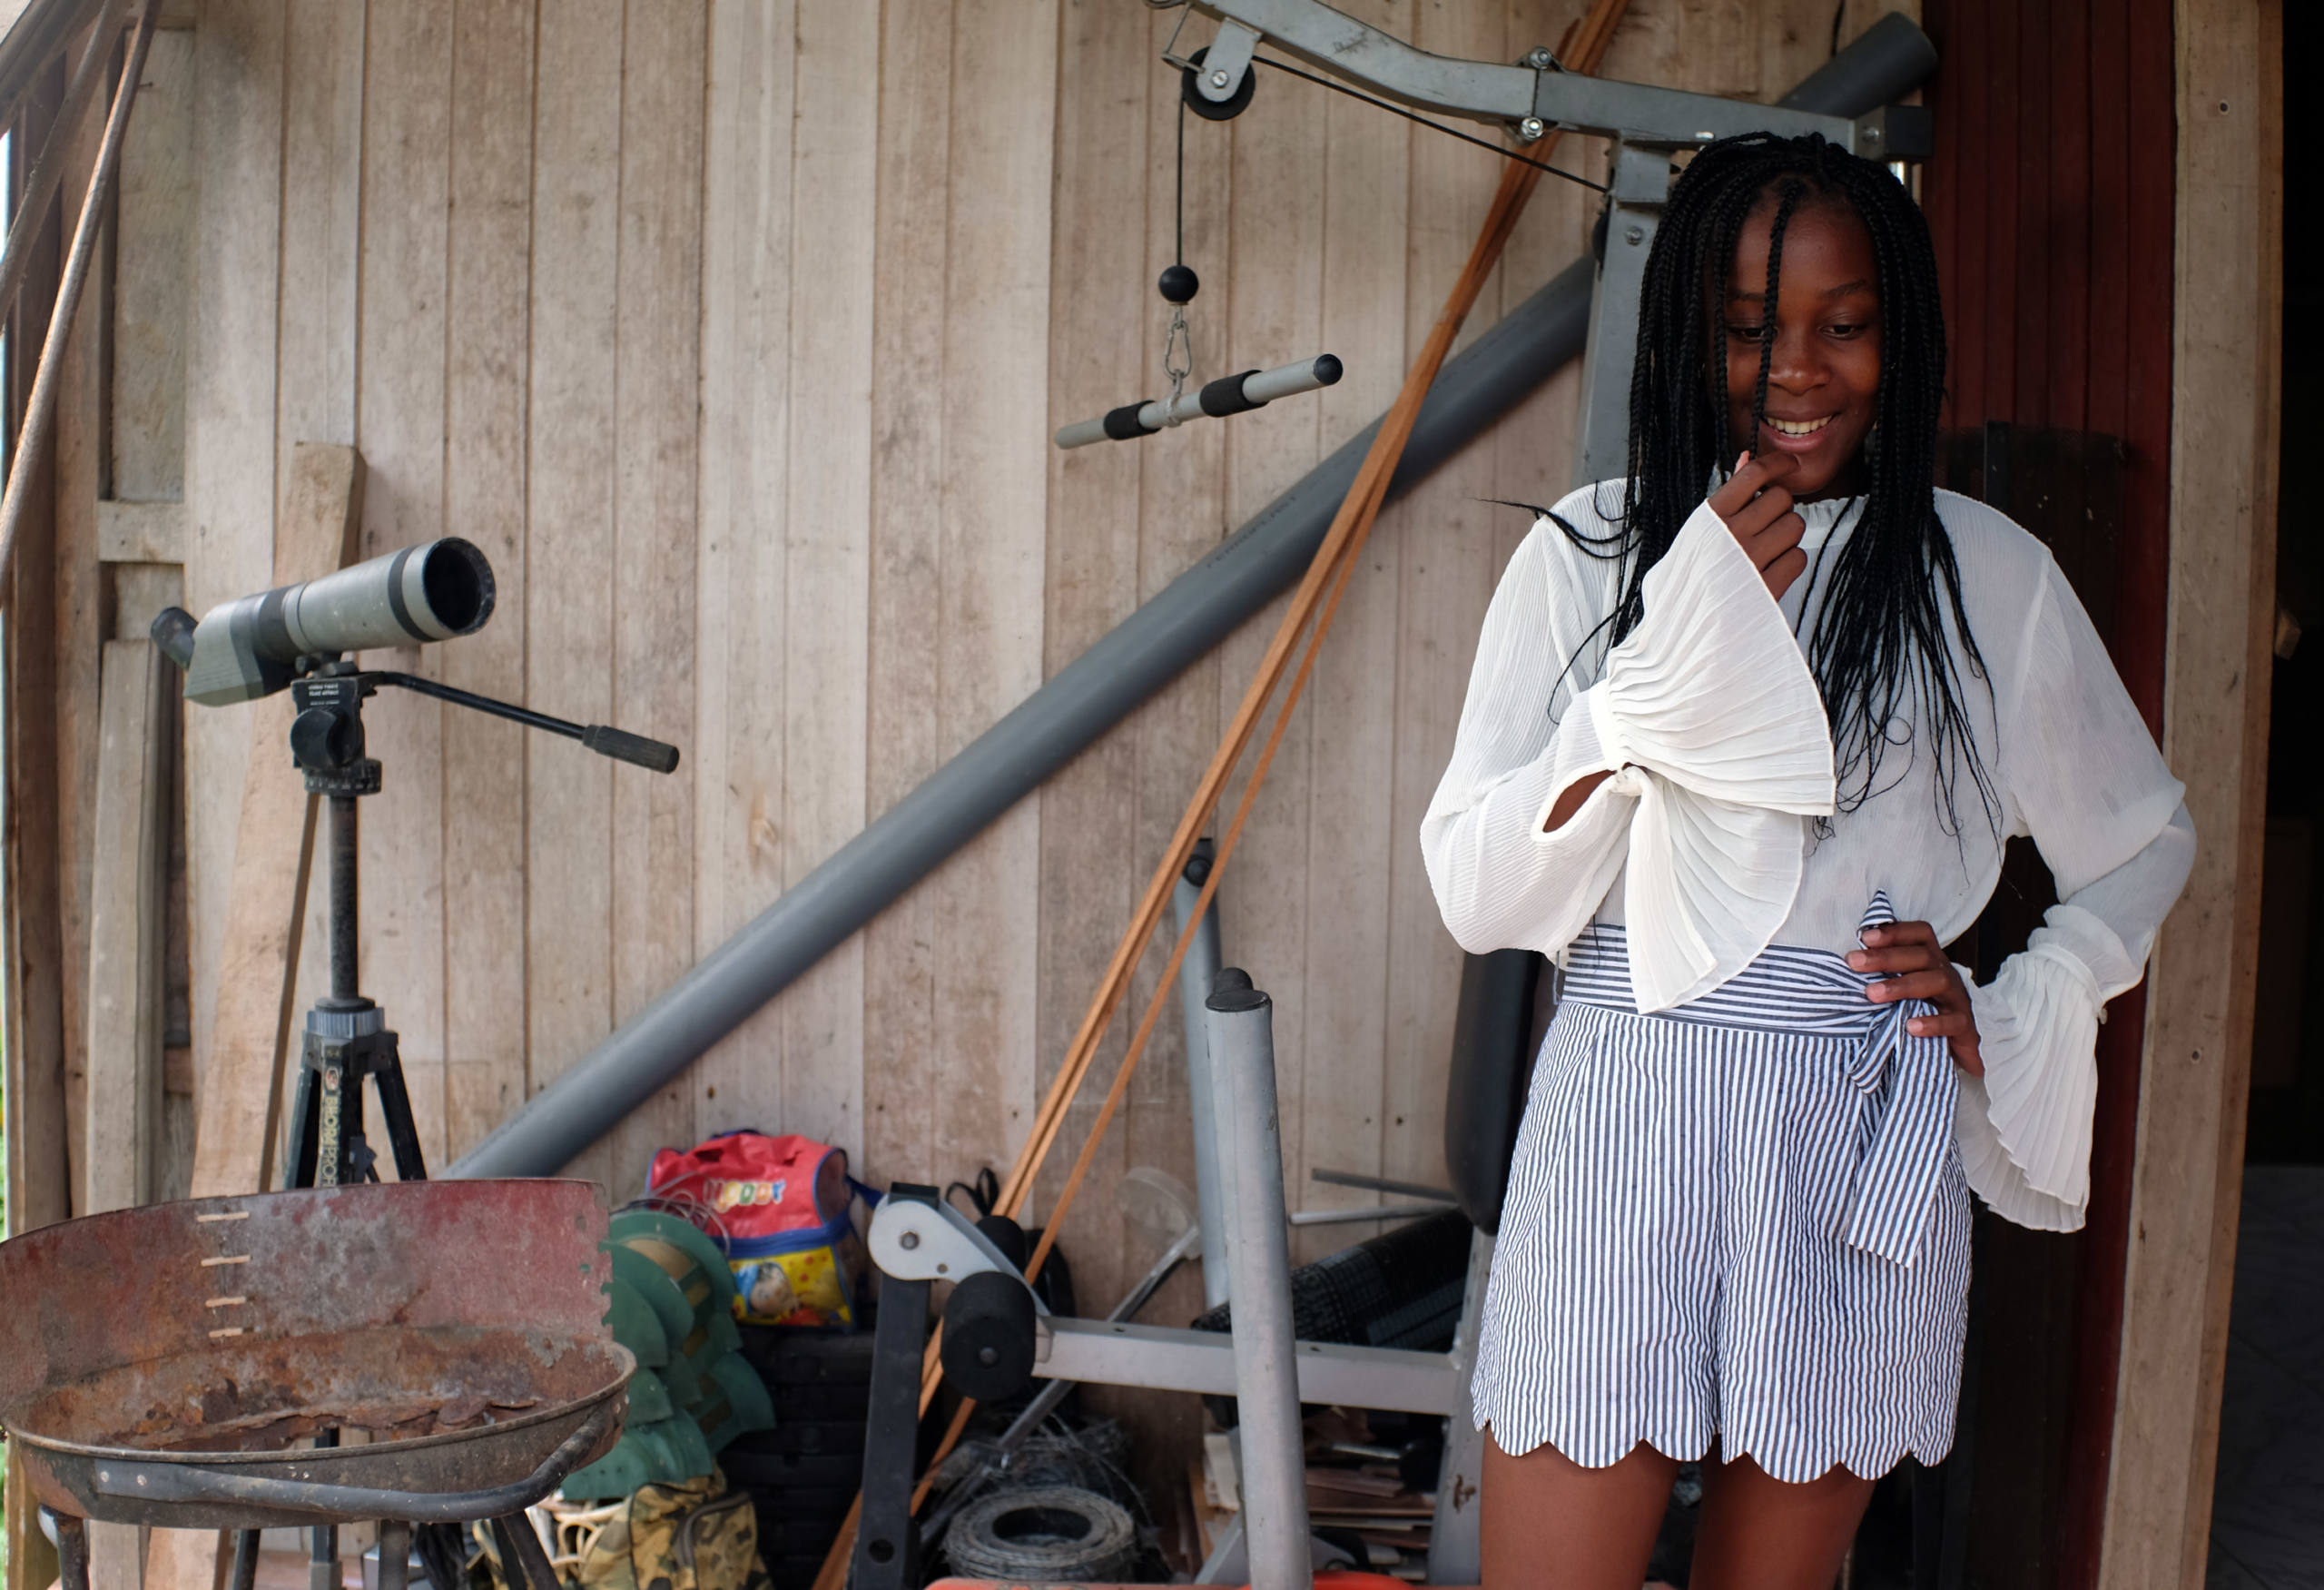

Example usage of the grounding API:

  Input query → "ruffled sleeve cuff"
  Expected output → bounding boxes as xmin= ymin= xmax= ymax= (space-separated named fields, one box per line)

xmin=1954 ymin=904 xmax=2143 ymax=1231
xmin=1592 ymin=500 xmax=1837 ymax=1012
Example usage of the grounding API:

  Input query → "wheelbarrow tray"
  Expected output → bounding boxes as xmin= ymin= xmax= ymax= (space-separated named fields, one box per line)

xmin=0 ymin=1180 xmax=632 ymax=1529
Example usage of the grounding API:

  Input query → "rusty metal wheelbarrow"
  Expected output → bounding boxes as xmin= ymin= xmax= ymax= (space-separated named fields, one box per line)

xmin=0 ymin=1180 xmax=634 ymax=1590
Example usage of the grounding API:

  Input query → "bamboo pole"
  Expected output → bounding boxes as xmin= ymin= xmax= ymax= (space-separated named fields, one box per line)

xmin=0 ymin=0 xmax=159 ymax=598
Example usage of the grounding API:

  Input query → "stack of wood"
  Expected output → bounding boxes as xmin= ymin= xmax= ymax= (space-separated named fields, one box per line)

xmin=1187 ymin=1412 xmax=1440 ymax=1583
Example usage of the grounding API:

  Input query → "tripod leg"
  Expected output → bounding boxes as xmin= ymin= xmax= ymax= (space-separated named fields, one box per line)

xmin=47 ymin=1513 xmax=90 ymax=1590
xmin=371 ymin=1037 xmax=429 ymax=1181
xmin=375 ymin=1521 xmax=411 ymax=1590
xmin=286 ymin=1049 xmax=322 ymax=1190
xmin=230 ymin=1529 xmax=262 ymax=1590
xmin=308 ymin=1521 xmax=338 ymax=1590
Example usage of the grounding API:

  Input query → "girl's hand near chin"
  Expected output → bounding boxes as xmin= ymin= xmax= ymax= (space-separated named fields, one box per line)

xmin=1708 ymin=450 xmax=1809 ymax=599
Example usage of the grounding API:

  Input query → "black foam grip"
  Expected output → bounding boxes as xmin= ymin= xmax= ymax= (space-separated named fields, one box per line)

xmin=582 ymin=725 xmax=683 ymax=773
xmin=1103 ymin=402 xmax=1156 ymax=440
xmin=1198 ymin=370 xmax=1266 ymax=419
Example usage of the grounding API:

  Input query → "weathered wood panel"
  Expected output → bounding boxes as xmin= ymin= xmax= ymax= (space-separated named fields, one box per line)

xmin=441 ymin=0 xmax=537 ymax=1160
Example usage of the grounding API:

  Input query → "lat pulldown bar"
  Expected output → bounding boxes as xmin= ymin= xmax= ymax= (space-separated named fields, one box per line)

xmin=1054 ymin=354 xmax=1344 ymax=449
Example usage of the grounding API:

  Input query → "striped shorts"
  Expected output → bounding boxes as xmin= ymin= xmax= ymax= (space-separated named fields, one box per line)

xmin=1471 ymin=894 xmax=1972 ymax=1484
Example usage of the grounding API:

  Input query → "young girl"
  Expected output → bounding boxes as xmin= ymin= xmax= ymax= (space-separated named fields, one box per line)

xmin=1420 ymin=132 xmax=2194 ymax=1588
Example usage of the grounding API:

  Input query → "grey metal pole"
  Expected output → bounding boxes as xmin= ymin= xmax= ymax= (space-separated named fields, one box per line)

xmin=1206 ymin=975 xmax=1311 ymax=1590
xmin=1171 ymin=841 xmax=1234 ymax=1309
xmin=447 ymin=25 xmax=1933 ymax=1182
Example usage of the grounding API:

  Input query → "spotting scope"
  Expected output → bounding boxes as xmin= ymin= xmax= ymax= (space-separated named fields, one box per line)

xmin=155 ymin=537 xmax=495 ymax=706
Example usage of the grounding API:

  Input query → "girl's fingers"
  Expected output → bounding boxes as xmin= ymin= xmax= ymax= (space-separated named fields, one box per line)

xmin=1858 ymin=920 xmax=1942 ymax=949
xmin=1864 ymin=969 xmax=1959 ymax=1004
xmin=1761 ymin=547 xmax=1808 ymax=599
xmin=1707 ymin=451 xmax=1801 ymax=517
xmin=1846 ymin=943 xmax=1944 ymax=974
xmin=1723 ymin=485 xmax=1796 ymax=538
xmin=1755 ymin=511 xmax=1807 ymax=565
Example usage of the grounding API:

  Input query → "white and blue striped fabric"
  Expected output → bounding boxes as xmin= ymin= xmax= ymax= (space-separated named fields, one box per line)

xmin=1472 ymin=894 xmax=1974 ymax=1484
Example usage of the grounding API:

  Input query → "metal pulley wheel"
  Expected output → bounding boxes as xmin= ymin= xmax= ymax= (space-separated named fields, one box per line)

xmin=1181 ymin=46 xmax=1256 ymax=121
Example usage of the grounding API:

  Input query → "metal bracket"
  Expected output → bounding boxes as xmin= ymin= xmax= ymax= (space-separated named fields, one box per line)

xmin=864 ymin=1193 xmax=1049 ymax=1312
xmin=1195 ymin=17 xmax=1262 ymax=104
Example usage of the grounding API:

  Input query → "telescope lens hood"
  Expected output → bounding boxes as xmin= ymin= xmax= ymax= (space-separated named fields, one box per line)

xmin=417 ymin=537 xmax=495 ymax=636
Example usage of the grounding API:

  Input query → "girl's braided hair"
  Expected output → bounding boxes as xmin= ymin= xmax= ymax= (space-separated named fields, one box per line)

xmin=1561 ymin=130 xmax=1997 ymax=835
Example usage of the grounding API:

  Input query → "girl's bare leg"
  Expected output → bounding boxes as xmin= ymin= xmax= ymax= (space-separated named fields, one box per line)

xmin=1481 ymin=1429 xmax=1678 ymax=1590
xmin=1689 ymin=1450 xmax=1876 ymax=1590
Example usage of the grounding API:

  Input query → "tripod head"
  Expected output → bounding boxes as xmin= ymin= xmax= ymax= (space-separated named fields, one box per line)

xmin=278 ymin=659 xmax=682 ymax=796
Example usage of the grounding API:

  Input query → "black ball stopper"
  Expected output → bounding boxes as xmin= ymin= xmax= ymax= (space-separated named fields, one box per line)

xmin=1158 ymin=262 xmax=1199 ymax=305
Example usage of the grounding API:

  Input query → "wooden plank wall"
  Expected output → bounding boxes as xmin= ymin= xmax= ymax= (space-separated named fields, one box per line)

xmin=35 ymin=0 xmax=1908 ymax=1437
xmin=1916 ymin=2 xmax=2177 ymax=1582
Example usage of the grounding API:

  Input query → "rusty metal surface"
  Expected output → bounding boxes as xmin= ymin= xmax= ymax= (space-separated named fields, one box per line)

xmin=0 ymin=1180 xmax=631 ymax=1526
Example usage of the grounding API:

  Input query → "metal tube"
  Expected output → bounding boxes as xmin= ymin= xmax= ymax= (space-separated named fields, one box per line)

xmin=230 ymin=1530 xmax=262 ymax=1590
xmin=0 ymin=0 xmax=157 ymax=597
xmin=1171 ymin=843 xmax=1233 ymax=1309
xmin=1206 ymin=977 xmax=1309 ymax=1590
xmin=448 ymin=28 xmax=1931 ymax=1182
xmin=375 ymin=1521 xmax=412 ymax=1590
xmin=329 ymin=795 xmax=359 ymax=1002
xmin=1287 ymin=1200 xmax=1443 ymax=1227
xmin=50 ymin=1512 xmax=89 ymax=1590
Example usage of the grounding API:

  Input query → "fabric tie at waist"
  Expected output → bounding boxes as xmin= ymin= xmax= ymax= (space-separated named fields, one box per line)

xmin=1559 ymin=892 xmax=1958 ymax=1268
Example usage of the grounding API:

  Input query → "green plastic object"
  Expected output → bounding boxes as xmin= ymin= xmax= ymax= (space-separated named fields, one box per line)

xmin=693 ymin=1354 xmax=776 ymax=1453
xmin=607 ymin=1244 xmax=696 ymax=1349
xmin=560 ymin=1416 xmax=709 ymax=1501
xmin=624 ymin=1367 xmax=677 ymax=1425
xmin=602 ymin=1276 xmax=671 ymax=1368
xmin=608 ymin=1209 xmax=740 ymax=1310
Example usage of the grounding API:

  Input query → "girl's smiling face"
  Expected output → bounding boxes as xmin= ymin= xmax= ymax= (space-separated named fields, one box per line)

xmin=1721 ymin=194 xmax=1885 ymax=499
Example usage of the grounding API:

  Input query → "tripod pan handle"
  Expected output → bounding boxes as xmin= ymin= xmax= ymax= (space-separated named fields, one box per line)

xmin=582 ymin=724 xmax=682 ymax=774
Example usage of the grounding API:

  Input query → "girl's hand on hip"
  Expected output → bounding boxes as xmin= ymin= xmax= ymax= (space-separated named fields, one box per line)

xmin=1848 ymin=919 xmax=1984 ymax=1076
xmin=1707 ymin=451 xmax=1809 ymax=599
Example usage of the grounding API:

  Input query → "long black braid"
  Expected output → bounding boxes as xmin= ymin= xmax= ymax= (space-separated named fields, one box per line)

xmin=1561 ymin=131 xmax=1998 ymax=837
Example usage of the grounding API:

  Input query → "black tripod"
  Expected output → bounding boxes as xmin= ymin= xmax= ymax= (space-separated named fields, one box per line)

xmin=257 ymin=657 xmax=678 ymax=1590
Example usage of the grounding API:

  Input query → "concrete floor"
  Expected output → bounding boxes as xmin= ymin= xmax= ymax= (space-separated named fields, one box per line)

xmin=2207 ymin=1166 xmax=2324 ymax=1589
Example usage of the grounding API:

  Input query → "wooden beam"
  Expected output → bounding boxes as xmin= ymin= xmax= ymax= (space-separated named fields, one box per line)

xmin=185 ymin=441 xmax=362 ymax=1200
xmin=96 ymin=497 xmax=186 ymax=562
xmin=2100 ymin=2 xmax=2283 ymax=1585
xmin=3 ymin=46 xmax=71 ymax=1590
xmin=84 ymin=636 xmax=169 ymax=1211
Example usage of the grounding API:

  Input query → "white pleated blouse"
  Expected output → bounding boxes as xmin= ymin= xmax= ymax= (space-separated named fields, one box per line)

xmin=1420 ymin=481 xmax=2194 ymax=1235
